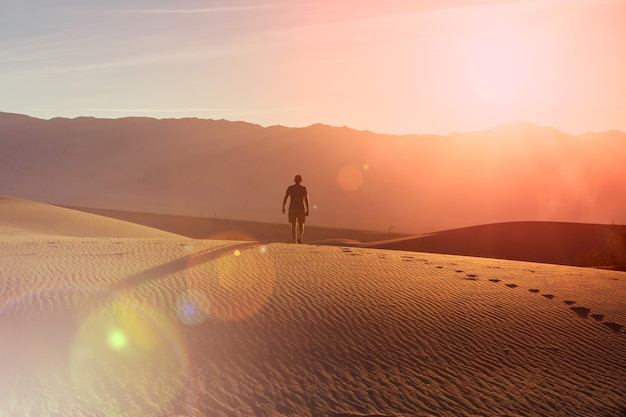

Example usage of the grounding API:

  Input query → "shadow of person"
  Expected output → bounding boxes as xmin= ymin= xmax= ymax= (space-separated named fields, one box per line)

xmin=110 ymin=241 xmax=262 ymax=292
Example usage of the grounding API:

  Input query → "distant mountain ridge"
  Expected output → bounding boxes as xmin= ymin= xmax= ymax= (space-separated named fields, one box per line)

xmin=1 ymin=112 xmax=625 ymax=233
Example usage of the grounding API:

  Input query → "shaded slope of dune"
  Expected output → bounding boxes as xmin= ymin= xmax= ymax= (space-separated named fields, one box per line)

xmin=63 ymin=205 xmax=404 ymax=242
xmin=362 ymin=221 xmax=617 ymax=267
xmin=1 ymin=234 xmax=625 ymax=416
xmin=62 ymin=206 xmax=621 ymax=268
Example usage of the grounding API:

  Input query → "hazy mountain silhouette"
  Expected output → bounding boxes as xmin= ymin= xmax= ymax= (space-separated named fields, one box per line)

xmin=1 ymin=112 xmax=625 ymax=233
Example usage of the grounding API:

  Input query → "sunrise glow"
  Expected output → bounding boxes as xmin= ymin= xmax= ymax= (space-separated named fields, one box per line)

xmin=0 ymin=0 xmax=624 ymax=134
xmin=460 ymin=25 xmax=538 ymax=109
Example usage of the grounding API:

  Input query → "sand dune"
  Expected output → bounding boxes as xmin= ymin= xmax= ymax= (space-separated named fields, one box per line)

xmin=359 ymin=221 xmax=619 ymax=267
xmin=64 ymin=205 xmax=405 ymax=243
xmin=0 ymin=195 xmax=180 ymax=238
xmin=61 ymin=206 xmax=622 ymax=268
xmin=1 ymin=198 xmax=625 ymax=416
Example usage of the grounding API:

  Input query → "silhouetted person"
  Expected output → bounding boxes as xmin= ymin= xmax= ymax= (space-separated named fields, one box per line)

xmin=282 ymin=174 xmax=310 ymax=243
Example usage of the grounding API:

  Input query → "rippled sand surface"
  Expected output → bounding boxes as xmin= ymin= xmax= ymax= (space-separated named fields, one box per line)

xmin=1 ymin=197 xmax=625 ymax=416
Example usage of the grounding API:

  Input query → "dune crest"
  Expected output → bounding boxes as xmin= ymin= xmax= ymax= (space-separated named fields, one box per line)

xmin=0 ymin=195 xmax=180 ymax=238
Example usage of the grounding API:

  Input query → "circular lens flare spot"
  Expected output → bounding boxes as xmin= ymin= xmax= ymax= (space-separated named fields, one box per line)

xmin=337 ymin=165 xmax=364 ymax=192
xmin=176 ymin=290 xmax=210 ymax=326
xmin=70 ymin=300 xmax=188 ymax=417
xmin=107 ymin=329 xmax=128 ymax=350
xmin=186 ymin=245 xmax=276 ymax=322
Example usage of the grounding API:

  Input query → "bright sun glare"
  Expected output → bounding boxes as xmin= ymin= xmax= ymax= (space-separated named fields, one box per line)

xmin=459 ymin=25 xmax=538 ymax=110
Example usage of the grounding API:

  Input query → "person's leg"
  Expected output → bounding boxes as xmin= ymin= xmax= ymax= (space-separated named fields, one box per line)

xmin=288 ymin=211 xmax=297 ymax=243
xmin=290 ymin=221 xmax=297 ymax=243
xmin=297 ymin=219 xmax=304 ymax=243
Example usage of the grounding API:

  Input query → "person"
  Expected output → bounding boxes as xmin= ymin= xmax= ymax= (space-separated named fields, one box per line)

xmin=282 ymin=174 xmax=310 ymax=243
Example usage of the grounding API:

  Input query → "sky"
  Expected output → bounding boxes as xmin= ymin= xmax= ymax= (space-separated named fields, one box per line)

xmin=1 ymin=0 xmax=625 ymax=135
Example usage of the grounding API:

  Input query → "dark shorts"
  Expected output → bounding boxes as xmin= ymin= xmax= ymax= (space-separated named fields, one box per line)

xmin=288 ymin=208 xmax=306 ymax=224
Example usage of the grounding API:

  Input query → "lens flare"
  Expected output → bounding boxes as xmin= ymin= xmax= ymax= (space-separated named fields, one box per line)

xmin=107 ymin=329 xmax=128 ymax=350
xmin=69 ymin=299 xmax=188 ymax=417
xmin=206 ymin=230 xmax=257 ymax=242
xmin=185 ymin=245 xmax=276 ymax=322
xmin=176 ymin=289 xmax=211 ymax=326
xmin=337 ymin=165 xmax=364 ymax=192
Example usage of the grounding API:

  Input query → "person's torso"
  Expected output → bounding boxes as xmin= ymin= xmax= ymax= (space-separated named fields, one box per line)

xmin=287 ymin=184 xmax=307 ymax=208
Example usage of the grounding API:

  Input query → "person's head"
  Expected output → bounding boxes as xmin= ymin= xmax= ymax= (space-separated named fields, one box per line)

xmin=294 ymin=174 xmax=302 ymax=184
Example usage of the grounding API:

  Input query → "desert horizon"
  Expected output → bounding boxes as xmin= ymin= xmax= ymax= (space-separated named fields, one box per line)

xmin=4 ymin=110 xmax=626 ymax=136
xmin=63 ymin=202 xmax=624 ymax=270
xmin=3 ymin=111 xmax=626 ymax=235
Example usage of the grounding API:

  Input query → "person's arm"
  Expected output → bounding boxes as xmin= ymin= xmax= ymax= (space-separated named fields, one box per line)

xmin=282 ymin=191 xmax=289 ymax=214
xmin=304 ymin=192 xmax=310 ymax=216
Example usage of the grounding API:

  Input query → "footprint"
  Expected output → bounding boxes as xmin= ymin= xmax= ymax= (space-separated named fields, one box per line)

xmin=455 ymin=270 xmax=464 ymax=273
xmin=436 ymin=266 xmax=443 ymax=269
xmin=328 ymin=413 xmax=390 ymax=417
xmin=489 ymin=279 xmax=501 ymax=283
xmin=529 ymin=288 xmax=540 ymax=293
xmin=505 ymin=283 xmax=518 ymax=288
xmin=563 ymin=300 xmax=576 ymax=306
xmin=542 ymin=294 xmax=555 ymax=299
xmin=466 ymin=274 xmax=478 ymax=278
xmin=590 ymin=313 xmax=604 ymax=321
xmin=571 ymin=306 xmax=591 ymax=318
xmin=603 ymin=322 xmax=624 ymax=332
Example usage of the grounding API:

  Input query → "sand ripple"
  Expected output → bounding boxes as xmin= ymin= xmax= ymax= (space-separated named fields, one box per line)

xmin=1 ymin=239 xmax=625 ymax=416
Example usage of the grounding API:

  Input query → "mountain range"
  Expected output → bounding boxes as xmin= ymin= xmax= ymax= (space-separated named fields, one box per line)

xmin=1 ymin=112 xmax=625 ymax=234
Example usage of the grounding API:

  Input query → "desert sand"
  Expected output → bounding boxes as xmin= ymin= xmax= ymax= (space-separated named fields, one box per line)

xmin=1 ymin=196 xmax=625 ymax=416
